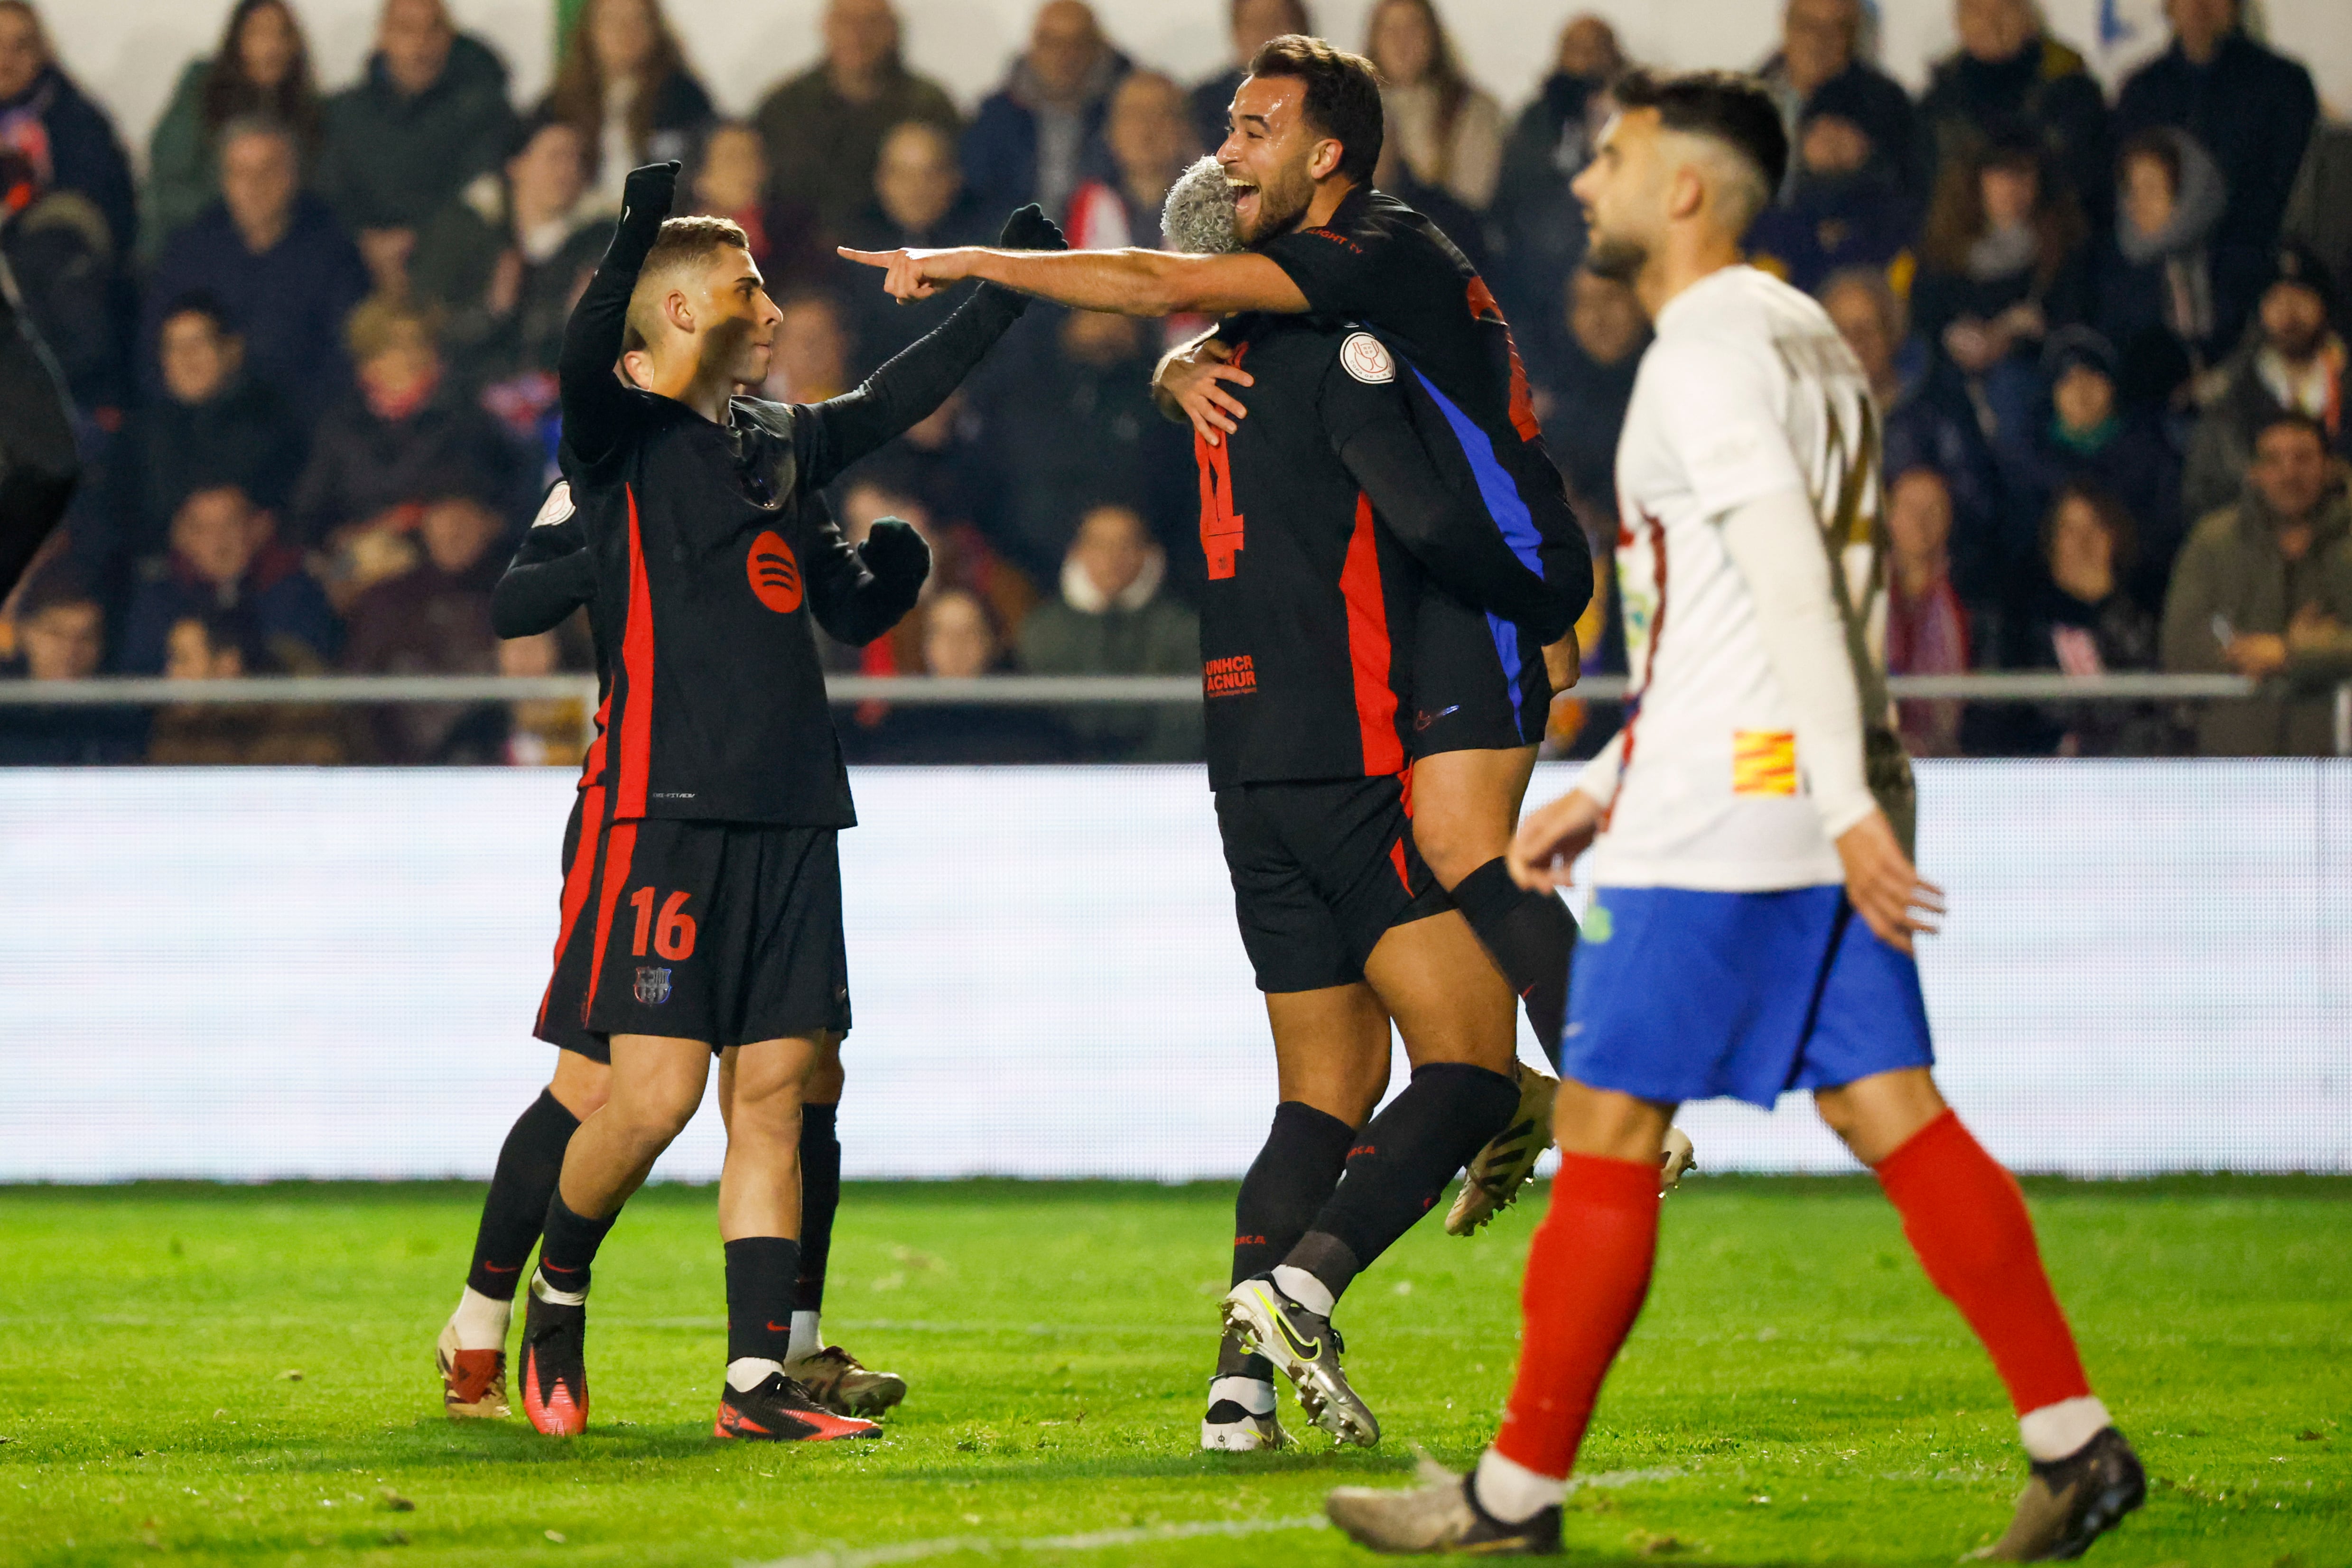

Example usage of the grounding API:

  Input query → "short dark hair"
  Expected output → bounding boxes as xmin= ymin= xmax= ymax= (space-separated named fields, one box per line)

xmin=1246 ymin=34 xmax=1385 ymax=185
xmin=15 ymin=559 xmax=99 ymax=619
xmin=2043 ymin=481 xmax=2138 ymax=575
xmin=159 ymin=289 xmax=236 ymax=337
xmin=1611 ymin=67 xmax=1790 ymax=210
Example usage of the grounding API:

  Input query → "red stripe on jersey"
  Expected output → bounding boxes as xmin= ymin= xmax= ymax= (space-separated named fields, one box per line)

xmin=1389 ymin=836 xmax=1411 ymax=892
xmin=1340 ymin=492 xmax=1405 ymax=776
xmin=580 ymin=819 xmax=639 ymax=1027
xmin=614 ymin=485 xmax=656 ymax=818
xmin=577 ymin=692 xmax=609 ymax=789
xmin=1604 ymin=511 xmax=1669 ymax=832
xmin=536 ymin=783 xmax=607 ymax=1033
xmin=1467 ymin=277 xmax=1542 ymax=441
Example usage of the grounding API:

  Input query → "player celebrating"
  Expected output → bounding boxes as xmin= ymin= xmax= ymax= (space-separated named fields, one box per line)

xmin=1324 ymin=72 xmax=2143 ymax=1559
xmin=507 ymin=159 xmax=1059 ymax=1444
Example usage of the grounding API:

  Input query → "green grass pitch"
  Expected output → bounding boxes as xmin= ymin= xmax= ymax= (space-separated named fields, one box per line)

xmin=0 ymin=1177 xmax=2345 ymax=1566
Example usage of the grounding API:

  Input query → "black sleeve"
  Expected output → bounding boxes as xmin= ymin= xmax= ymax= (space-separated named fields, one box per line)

xmin=1256 ymin=214 xmax=1402 ymax=317
xmin=1325 ymin=357 xmax=1585 ymax=642
xmin=492 ymin=496 xmax=595 ymax=640
xmin=790 ymin=283 xmax=1027 ymax=489
xmin=801 ymin=496 xmax=924 ymax=648
xmin=557 ymin=165 xmax=676 ymax=469
xmin=0 ymin=253 xmax=81 ymax=600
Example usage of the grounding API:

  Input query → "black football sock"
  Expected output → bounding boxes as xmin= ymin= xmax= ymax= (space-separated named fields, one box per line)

xmin=1451 ymin=855 xmax=1578 ymax=1066
xmin=537 ymin=1191 xmax=618 ymax=1299
xmin=725 ymin=1236 xmax=801 ymax=1369
xmin=466 ymin=1089 xmax=581 ymax=1301
xmin=791 ymin=1102 xmax=842 ymax=1355
xmin=1223 ymin=1101 xmax=1356 ymax=1381
xmin=1280 ymin=1062 xmax=1523 ymax=1306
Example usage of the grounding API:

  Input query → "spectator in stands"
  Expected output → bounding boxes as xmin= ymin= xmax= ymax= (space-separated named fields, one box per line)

xmin=2182 ymin=244 xmax=2350 ymax=524
xmin=1747 ymin=74 xmax=1917 ymax=298
xmin=543 ymin=0 xmax=713 ymax=211
xmin=963 ymin=1 xmax=1129 ymax=223
xmin=1490 ymin=18 xmax=1619 ymax=362
xmin=143 ymin=0 xmax=322 ymax=261
xmin=2017 ymin=326 xmax=2184 ymax=610
xmin=2162 ymin=413 xmax=2352 ymax=756
xmin=96 ymin=295 xmax=307 ymax=573
xmin=762 ymin=291 xmax=855 ymax=404
xmin=147 ymin=606 xmax=354 ymax=765
xmin=2098 ymin=127 xmax=2262 ymax=412
xmin=1190 ymin=0 xmax=1309 ymax=154
xmin=2006 ymin=482 xmax=2170 ymax=756
xmin=2285 ymin=120 xmax=2352 ymax=295
xmin=835 ymin=121 xmax=992 ymax=368
xmin=1756 ymin=0 xmax=1915 ymax=196
xmin=1883 ymin=467 xmax=1971 ymax=757
xmin=410 ymin=114 xmax=604 ymax=400
xmin=840 ymin=394 xmax=1010 ymax=559
xmin=1065 ymin=72 xmax=1197 ymax=251
xmin=853 ymin=587 xmax=1072 ymax=763
xmin=316 ymin=0 xmax=520 ymax=297
xmin=830 ymin=479 xmax=1038 ymax=680
xmin=754 ymin=0 xmax=959 ymax=242
xmin=0 ymin=1 xmax=137 ymax=257
xmin=0 ymin=563 xmax=140 ymax=764
xmin=1534 ymin=269 xmax=1646 ymax=515
xmin=1016 ymin=502 xmax=1201 ymax=762
xmin=1915 ymin=0 xmax=2110 ymax=226
xmin=2113 ymin=0 xmax=2317 ymax=260
xmin=291 ymin=296 xmax=525 ymax=554
xmin=681 ymin=121 xmax=823 ymax=290
xmin=143 ymin=117 xmax=370 ymax=417
xmin=1366 ymin=0 xmax=1503 ymax=214
xmin=342 ymin=494 xmax=503 ymax=762
xmin=121 ymin=485 xmax=338 ymax=676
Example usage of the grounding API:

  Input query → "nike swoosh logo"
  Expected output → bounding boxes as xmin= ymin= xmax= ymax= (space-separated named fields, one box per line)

xmin=1264 ymin=1292 xmax=1320 ymax=1363
xmin=766 ymin=1321 xmax=791 ymax=1334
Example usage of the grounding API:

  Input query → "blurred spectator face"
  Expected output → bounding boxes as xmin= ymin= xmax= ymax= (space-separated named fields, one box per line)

xmin=1028 ymin=1 xmax=1106 ymax=103
xmin=2165 ymin=0 xmax=2236 ymax=57
xmin=694 ymin=124 xmax=767 ymax=216
xmin=357 ymin=315 xmax=443 ymax=415
xmin=2052 ymin=362 xmax=2116 ymax=435
xmin=220 ymin=127 xmax=299 ymax=246
xmin=1368 ymin=0 xmax=1439 ymax=89
xmin=1071 ymin=505 xmax=1155 ymax=601
xmin=378 ymin=0 xmax=455 ymax=96
xmin=1059 ymin=308 xmax=1143 ymax=368
xmin=499 ymin=630 xmax=560 ymax=677
xmin=1823 ymin=276 xmax=1899 ymax=386
xmin=0 ymin=5 xmax=42 ymax=101
xmin=20 ymin=599 xmax=102 ymax=681
xmin=2120 ymin=149 xmax=2177 ymax=242
xmin=825 ymin=0 xmax=901 ymax=85
xmin=510 ymin=121 xmax=589 ymax=223
xmin=922 ymin=589 xmax=998 ymax=676
xmin=2046 ymin=492 xmax=2116 ymax=601
xmin=1783 ymin=0 xmax=1859 ymax=93
xmin=1555 ymin=15 xmax=1624 ymax=80
xmin=1568 ymin=270 xmax=1645 ymax=366
xmin=2259 ymin=280 xmax=2330 ymax=362
xmin=588 ymin=0 xmax=659 ymax=81
xmin=420 ymin=498 xmax=501 ymax=574
xmin=1800 ymin=114 xmax=1872 ymax=178
xmin=1233 ymin=0 xmax=1308 ymax=65
xmin=1887 ymin=469 xmax=1954 ymax=575
xmin=236 ymin=1 xmax=301 ymax=91
xmin=172 ymin=489 xmax=261 ymax=587
xmin=772 ymin=297 xmax=849 ymax=399
xmin=160 ymin=309 xmax=243 ymax=406
xmin=1980 ymin=159 xmax=2038 ymax=232
xmin=2250 ymin=422 xmax=2329 ymax=521
xmin=1106 ymin=73 xmax=1195 ymax=195
xmin=875 ymin=121 xmax=961 ymax=232
xmin=166 ymin=619 xmax=244 ymax=680
xmin=1955 ymin=0 xmax=2035 ymax=65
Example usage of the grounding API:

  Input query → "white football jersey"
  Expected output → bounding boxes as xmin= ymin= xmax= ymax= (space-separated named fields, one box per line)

xmin=1586 ymin=265 xmax=1890 ymax=892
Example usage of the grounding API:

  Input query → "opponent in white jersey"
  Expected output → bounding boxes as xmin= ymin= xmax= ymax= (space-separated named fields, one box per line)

xmin=1326 ymin=70 xmax=2144 ymax=1564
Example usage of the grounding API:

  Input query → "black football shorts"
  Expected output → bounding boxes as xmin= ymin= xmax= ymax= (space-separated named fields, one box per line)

xmin=1409 ymin=586 xmax=1553 ymax=756
xmin=539 ymin=813 xmax=852 ymax=1058
xmin=534 ymin=787 xmax=608 ymax=1059
xmin=1214 ymin=773 xmax=1452 ymax=993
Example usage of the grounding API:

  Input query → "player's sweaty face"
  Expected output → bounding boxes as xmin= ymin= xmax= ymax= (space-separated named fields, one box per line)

xmin=1218 ymin=76 xmax=1320 ymax=244
xmin=691 ymin=246 xmax=783 ymax=386
xmin=1571 ymin=109 xmax=1664 ymax=284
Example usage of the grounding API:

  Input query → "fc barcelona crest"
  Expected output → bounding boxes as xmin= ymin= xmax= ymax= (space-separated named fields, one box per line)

xmin=634 ymin=966 xmax=673 ymax=1004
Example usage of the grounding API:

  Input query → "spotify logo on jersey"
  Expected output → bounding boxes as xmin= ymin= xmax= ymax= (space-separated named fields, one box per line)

xmin=748 ymin=531 xmax=803 ymax=613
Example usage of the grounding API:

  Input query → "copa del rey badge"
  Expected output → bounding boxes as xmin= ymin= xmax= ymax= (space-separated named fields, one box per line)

xmin=1341 ymin=332 xmax=1394 ymax=384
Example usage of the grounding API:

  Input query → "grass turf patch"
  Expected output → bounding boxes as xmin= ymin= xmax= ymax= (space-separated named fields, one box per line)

xmin=0 ymin=1177 xmax=2344 ymax=1565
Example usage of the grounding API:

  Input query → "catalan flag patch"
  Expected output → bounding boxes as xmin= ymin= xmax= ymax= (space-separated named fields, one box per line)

xmin=1732 ymin=731 xmax=1798 ymax=796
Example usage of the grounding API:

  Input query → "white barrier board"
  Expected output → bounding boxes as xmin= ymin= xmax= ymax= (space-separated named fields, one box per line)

xmin=0 ymin=761 xmax=2344 ymax=1180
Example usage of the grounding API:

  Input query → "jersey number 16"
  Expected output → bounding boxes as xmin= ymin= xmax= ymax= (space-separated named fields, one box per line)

xmin=627 ymin=887 xmax=697 ymax=962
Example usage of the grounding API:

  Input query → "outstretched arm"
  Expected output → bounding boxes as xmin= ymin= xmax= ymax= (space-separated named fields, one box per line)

xmin=558 ymin=162 xmax=677 ymax=468
xmin=838 ymin=243 xmax=1308 ymax=318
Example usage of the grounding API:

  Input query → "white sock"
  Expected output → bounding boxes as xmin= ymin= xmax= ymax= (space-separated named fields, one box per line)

xmin=786 ymin=1310 xmax=821 ymax=1362
xmin=1271 ymin=1264 xmax=1335 ymax=1318
xmin=1208 ymin=1375 xmax=1276 ymax=1416
xmin=449 ymin=1287 xmax=511 ymax=1351
xmin=530 ymin=1269 xmax=586 ymax=1308
xmin=1474 ymin=1447 xmax=1568 ymax=1523
xmin=2019 ymin=1395 xmax=2112 ymax=1462
xmin=726 ymin=1356 xmax=786 ymax=1392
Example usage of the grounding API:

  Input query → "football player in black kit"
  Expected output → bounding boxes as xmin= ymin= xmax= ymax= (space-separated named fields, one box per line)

xmin=496 ymin=159 xmax=1060 ymax=1444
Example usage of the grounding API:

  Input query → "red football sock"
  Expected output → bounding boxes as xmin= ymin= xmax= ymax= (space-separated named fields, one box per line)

xmin=1492 ymin=1152 xmax=1660 ymax=1480
xmin=1874 ymin=1110 xmax=2091 ymax=1415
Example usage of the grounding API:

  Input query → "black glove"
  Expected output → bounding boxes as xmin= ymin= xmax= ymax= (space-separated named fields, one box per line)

xmin=860 ymin=516 xmax=931 ymax=589
xmin=620 ymin=161 xmax=681 ymax=236
xmin=996 ymin=202 xmax=1068 ymax=253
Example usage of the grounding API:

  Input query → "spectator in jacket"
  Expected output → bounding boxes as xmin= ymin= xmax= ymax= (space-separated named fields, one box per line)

xmin=681 ymin=122 xmax=825 ymax=291
xmin=144 ymin=117 xmax=371 ymax=417
xmin=2017 ymin=326 xmax=2185 ymax=610
xmin=2113 ymin=0 xmax=2317 ymax=259
xmin=0 ymin=1 xmax=137 ymax=258
xmin=147 ymin=606 xmax=357 ymax=765
xmin=1064 ymin=72 xmax=1196 ymax=251
xmin=0 ymin=562 xmax=141 ymax=764
xmin=1190 ymin=0 xmax=1310 ymax=155
xmin=835 ymin=121 xmax=995 ymax=370
xmin=542 ymin=0 xmax=714 ymax=210
xmin=1747 ymin=73 xmax=1916 ymax=298
xmin=1756 ymin=0 xmax=1915 ymax=196
xmin=342 ymin=493 xmax=504 ymax=761
xmin=2006 ymin=482 xmax=2170 ymax=756
xmin=121 ymin=484 xmax=339 ymax=675
xmin=2099 ymin=127 xmax=2264 ymax=413
xmin=1883 ymin=467 xmax=1971 ymax=757
xmin=316 ymin=0 xmax=520 ymax=297
xmin=1915 ymin=0 xmax=2110 ymax=227
xmin=2285 ymin=120 xmax=2352 ymax=297
xmin=963 ymin=0 xmax=1129 ymax=223
xmin=754 ymin=0 xmax=959 ymax=242
xmin=142 ymin=0 xmax=323 ymax=262
xmin=1366 ymin=0 xmax=1504 ymax=213
xmin=2181 ymin=244 xmax=2349 ymax=525
xmin=1534 ymin=269 xmax=1646 ymax=516
xmin=1489 ymin=18 xmax=1619 ymax=358
xmin=2163 ymin=413 xmax=2352 ymax=755
xmin=1017 ymin=502 xmax=1201 ymax=761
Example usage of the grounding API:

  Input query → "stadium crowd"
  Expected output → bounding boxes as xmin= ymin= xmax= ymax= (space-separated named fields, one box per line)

xmin=0 ymin=0 xmax=2348 ymax=764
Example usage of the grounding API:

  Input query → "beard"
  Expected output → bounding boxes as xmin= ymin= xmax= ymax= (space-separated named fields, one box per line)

xmin=1237 ymin=157 xmax=1316 ymax=246
xmin=1583 ymin=229 xmax=1648 ymax=283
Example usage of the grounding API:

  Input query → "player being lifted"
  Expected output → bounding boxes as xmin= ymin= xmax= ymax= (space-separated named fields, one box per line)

xmin=1325 ymin=72 xmax=2144 ymax=1559
xmin=493 ymin=159 xmax=1060 ymax=1444
xmin=1152 ymin=157 xmax=1585 ymax=1450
